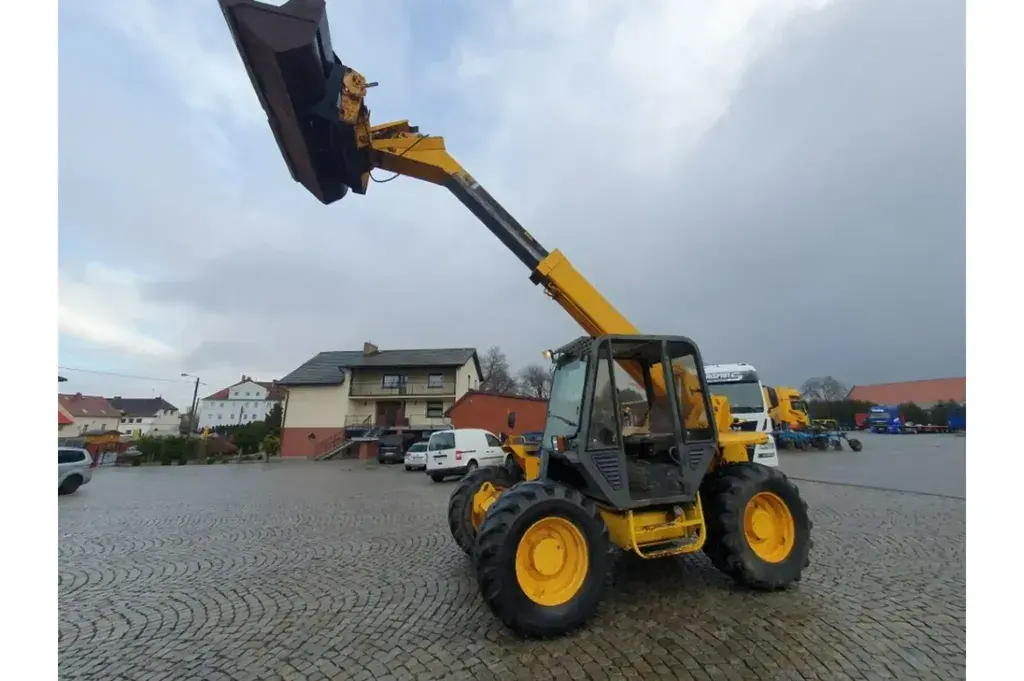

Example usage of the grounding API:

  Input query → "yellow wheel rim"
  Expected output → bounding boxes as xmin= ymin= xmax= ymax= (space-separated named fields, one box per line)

xmin=470 ymin=482 xmax=505 ymax=530
xmin=515 ymin=516 xmax=589 ymax=606
xmin=744 ymin=491 xmax=796 ymax=563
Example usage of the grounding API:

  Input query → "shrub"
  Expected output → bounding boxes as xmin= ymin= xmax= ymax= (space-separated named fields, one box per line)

xmin=261 ymin=435 xmax=281 ymax=458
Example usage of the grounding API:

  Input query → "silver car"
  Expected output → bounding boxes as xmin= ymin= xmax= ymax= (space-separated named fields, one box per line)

xmin=58 ymin=447 xmax=93 ymax=495
xmin=403 ymin=441 xmax=428 ymax=471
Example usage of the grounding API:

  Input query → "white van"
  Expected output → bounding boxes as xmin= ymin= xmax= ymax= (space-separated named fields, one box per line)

xmin=425 ymin=428 xmax=506 ymax=482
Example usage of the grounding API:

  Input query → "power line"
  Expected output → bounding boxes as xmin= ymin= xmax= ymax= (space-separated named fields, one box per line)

xmin=57 ymin=366 xmax=207 ymax=385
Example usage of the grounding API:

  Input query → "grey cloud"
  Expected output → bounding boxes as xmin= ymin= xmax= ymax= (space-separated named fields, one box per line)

xmin=62 ymin=0 xmax=964 ymax=390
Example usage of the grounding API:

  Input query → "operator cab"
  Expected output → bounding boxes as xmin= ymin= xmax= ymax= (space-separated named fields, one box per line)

xmin=539 ymin=334 xmax=721 ymax=510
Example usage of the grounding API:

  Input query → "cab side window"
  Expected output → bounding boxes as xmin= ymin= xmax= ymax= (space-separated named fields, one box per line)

xmin=485 ymin=433 xmax=501 ymax=447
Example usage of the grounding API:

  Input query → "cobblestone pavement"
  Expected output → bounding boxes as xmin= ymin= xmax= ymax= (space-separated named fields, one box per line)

xmin=59 ymin=461 xmax=965 ymax=681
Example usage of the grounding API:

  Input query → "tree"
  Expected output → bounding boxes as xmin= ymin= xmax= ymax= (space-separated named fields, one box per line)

xmin=800 ymin=376 xmax=849 ymax=402
xmin=264 ymin=402 xmax=283 ymax=437
xmin=517 ymin=364 xmax=553 ymax=399
xmin=179 ymin=410 xmax=197 ymax=435
xmin=928 ymin=399 xmax=963 ymax=426
xmin=898 ymin=402 xmax=928 ymax=425
xmin=479 ymin=345 xmax=519 ymax=394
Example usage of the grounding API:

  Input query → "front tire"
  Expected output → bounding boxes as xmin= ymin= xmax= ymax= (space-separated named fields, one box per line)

xmin=474 ymin=480 xmax=610 ymax=638
xmin=701 ymin=463 xmax=811 ymax=590
xmin=430 ymin=473 xmax=445 ymax=483
xmin=59 ymin=475 xmax=82 ymax=496
xmin=448 ymin=466 xmax=517 ymax=554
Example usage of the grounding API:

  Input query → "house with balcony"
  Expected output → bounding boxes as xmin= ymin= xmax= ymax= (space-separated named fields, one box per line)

xmin=278 ymin=343 xmax=481 ymax=458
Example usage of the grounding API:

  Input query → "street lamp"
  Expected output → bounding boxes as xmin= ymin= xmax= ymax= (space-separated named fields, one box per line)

xmin=181 ymin=373 xmax=201 ymax=435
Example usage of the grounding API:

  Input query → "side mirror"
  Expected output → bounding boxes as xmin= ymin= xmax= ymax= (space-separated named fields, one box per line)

xmin=766 ymin=387 xmax=779 ymax=409
xmin=507 ymin=411 xmax=517 ymax=430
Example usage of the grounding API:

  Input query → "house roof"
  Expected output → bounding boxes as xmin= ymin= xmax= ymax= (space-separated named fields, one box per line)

xmin=202 ymin=379 xmax=287 ymax=401
xmin=846 ymin=377 xmax=966 ymax=406
xmin=444 ymin=389 xmax=548 ymax=417
xmin=58 ymin=409 xmax=73 ymax=425
xmin=107 ymin=397 xmax=179 ymax=417
xmin=280 ymin=348 xmax=481 ymax=387
xmin=58 ymin=393 xmax=121 ymax=419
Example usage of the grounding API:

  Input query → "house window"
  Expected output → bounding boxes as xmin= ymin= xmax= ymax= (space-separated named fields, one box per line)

xmin=427 ymin=374 xmax=444 ymax=389
xmin=426 ymin=401 xmax=444 ymax=418
xmin=382 ymin=374 xmax=406 ymax=389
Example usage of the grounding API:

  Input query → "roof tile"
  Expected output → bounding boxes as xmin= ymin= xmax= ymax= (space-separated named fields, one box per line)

xmin=58 ymin=394 xmax=121 ymax=419
xmin=280 ymin=348 xmax=479 ymax=386
xmin=107 ymin=397 xmax=179 ymax=417
xmin=846 ymin=377 xmax=966 ymax=405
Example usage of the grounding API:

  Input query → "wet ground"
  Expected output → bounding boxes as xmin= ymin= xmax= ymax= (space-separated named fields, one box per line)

xmin=59 ymin=436 xmax=966 ymax=680
xmin=778 ymin=431 xmax=965 ymax=498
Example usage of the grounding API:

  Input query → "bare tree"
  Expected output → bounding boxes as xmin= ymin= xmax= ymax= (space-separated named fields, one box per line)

xmin=800 ymin=376 xmax=849 ymax=402
xmin=479 ymin=346 xmax=519 ymax=394
xmin=517 ymin=364 xmax=553 ymax=399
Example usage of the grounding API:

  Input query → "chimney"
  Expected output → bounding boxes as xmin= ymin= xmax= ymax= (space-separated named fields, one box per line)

xmin=363 ymin=342 xmax=379 ymax=356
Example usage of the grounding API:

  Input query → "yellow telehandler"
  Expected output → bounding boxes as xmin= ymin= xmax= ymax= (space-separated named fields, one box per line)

xmin=219 ymin=0 xmax=812 ymax=638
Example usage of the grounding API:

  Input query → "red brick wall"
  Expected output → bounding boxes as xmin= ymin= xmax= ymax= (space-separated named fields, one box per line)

xmin=448 ymin=393 xmax=547 ymax=436
xmin=281 ymin=427 xmax=345 ymax=458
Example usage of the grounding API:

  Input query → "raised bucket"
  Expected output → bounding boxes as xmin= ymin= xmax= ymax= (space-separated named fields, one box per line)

xmin=219 ymin=0 xmax=370 ymax=204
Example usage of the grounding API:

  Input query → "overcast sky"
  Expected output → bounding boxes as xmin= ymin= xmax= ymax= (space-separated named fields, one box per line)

xmin=57 ymin=0 xmax=964 ymax=410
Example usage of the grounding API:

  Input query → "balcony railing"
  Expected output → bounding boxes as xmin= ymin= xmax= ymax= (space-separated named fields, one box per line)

xmin=344 ymin=414 xmax=451 ymax=429
xmin=348 ymin=380 xmax=456 ymax=397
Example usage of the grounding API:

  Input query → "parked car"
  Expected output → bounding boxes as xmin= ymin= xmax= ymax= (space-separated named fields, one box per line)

xmin=58 ymin=447 xmax=94 ymax=495
xmin=377 ymin=435 xmax=405 ymax=464
xmin=404 ymin=441 xmax=428 ymax=471
xmin=425 ymin=428 xmax=506 ymax=483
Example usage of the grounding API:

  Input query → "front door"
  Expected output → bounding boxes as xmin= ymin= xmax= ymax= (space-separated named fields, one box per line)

xmin=375 ymin=401 xmax=404 ymax=427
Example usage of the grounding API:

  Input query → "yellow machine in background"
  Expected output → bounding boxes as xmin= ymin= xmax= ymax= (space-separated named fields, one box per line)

xmin=764 ymin=386 xmax=812 ymax=430
xmin=220 ymin=0 xmax=812 ymax=639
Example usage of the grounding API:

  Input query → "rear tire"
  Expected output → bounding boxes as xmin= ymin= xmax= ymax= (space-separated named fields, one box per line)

xmin=448 ymin=466 xmax=517 ymax=554
xmin=474 ymin=480 xmax=610 ymax=638
xmin=848 ymin=438 xmax=863 ymax=452
xmin=59 ymin=475 xmax=82 ymax=496
xmin=701 ymin=463 xmax=811 ymax=590
xmin=430 ymin=473 xmax=445 ymax=483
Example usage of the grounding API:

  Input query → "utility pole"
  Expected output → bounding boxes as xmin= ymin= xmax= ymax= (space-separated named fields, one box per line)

xmin=181 ymin=373 xmax=201 ymax=436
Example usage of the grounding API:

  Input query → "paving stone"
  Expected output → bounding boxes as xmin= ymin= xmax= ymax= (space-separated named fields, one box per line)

xmin=59 ymin=460 xmax=964 ymax=680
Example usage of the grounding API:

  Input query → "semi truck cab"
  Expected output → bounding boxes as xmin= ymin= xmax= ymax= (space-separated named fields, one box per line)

xmin=704 ymin=363 xmax=779 ymax=467
xmin=868 ymin=405 xmax=904 ymax=433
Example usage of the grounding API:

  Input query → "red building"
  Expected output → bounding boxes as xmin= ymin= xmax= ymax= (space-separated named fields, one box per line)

xmin=446 ymin=391 xmax=548 ymax=436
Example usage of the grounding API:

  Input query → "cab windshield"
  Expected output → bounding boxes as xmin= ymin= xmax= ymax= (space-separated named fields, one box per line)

xmin=708 ymin=380 xmax=766 ymax=414
xmin=543 ymin=357 xmax=588 ymax=442
xmin=790 ymin=399 xmax=809 ymax=415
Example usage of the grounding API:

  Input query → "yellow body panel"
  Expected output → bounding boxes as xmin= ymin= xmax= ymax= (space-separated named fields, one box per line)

xmin=599 ymin=496 xmax=706 ymax=558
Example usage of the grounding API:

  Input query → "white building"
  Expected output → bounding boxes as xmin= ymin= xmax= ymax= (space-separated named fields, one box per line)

xmin=197 ymin=376 xmax=285 ymax=429
xmin=108 ymin=397 xmax=181 ymax=437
